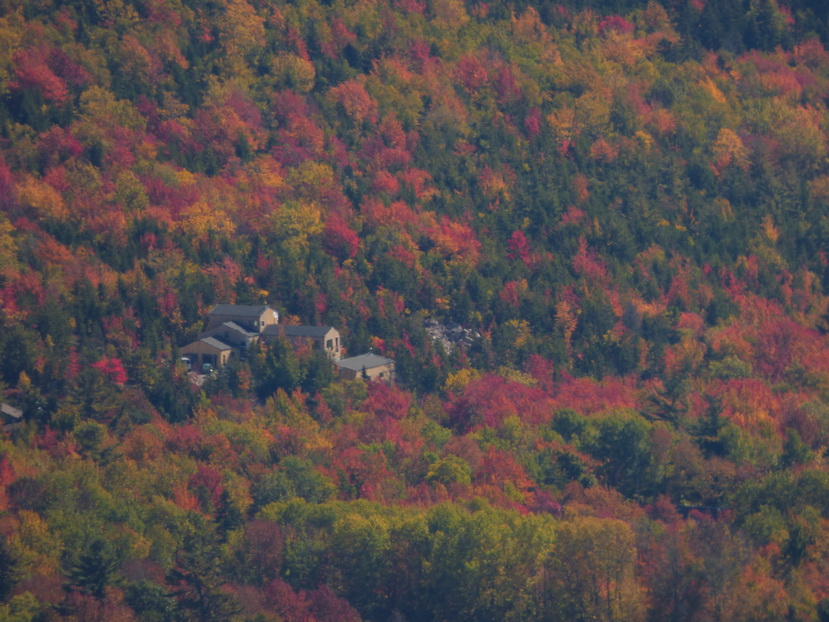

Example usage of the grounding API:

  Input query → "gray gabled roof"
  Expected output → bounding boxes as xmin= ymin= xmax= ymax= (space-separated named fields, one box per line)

xmin=209 ymin=304 xmax=272 ymax=317
xmin=1 ymin=403 xmax=22 ymax=419
xmin=214 ymin=321 xmax=258 ymax=337
xmin=188 ymin=336 xmax=234 ymax=351
xmin=263 ymin=325 xmax=335 ymax=338
xmin=335 ymin=353 xmax=394 ymax=372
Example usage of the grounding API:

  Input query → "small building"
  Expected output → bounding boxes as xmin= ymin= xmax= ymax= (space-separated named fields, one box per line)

xmin=200 ymin=321 xmax=259 ymax=357
xmin=262 ymin=325 xmax=342 ymax=360
xmin=336 ymin=353 xmax=395 ymax=383
xmin=207 ymin=304 xmax=279 ymax=333
xmin=180 ymin=336 xmax=234 ymax=372
xmin=1 ymin=402 xmax=23 ymax=431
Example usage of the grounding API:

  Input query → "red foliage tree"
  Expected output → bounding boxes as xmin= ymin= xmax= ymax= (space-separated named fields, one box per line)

xmin=572 ymin=237 xmax=609 ymax=282
xmin=426 ymin=217 xmax=481 ymax=265
xmin=11 ymin=47 xmax=69 ymax=104
xmin=330 ymin=79 xmax=378 ymax=126
xmin=494 ymin=63 xmax=523 ymax=105
xmin=598 ymin=15 xmax=635 ymax=37
xmin=320 ymin=18 xmax=357 ymax=59
xmin=372 ymin=169 xmax=401 ymax=195
xmin=188 ymin=464 xmax=225 ymax=511
xmin=361 ymin=381 xmax=412 ymax=420
xmin=446 ymin=374 xmax=551 ymax=431
xmin=455 ymin=54 xmax=490 ymax=94
xmin=262 ymin=578 xmax=312 ymax=621
xmin=0 ymin=160 xmax=14 ymax=210
xmin=239 ymin=520 xmax=285 ymax=585
xmin=306 ymin=584 xmax=361 ymax=622
xmin=550 ymin=375 xmax=638 ymax=414
xmin=273 ymin=112 xmax=326 ymax=166
xmin=91 ymin=357 xmax=128 ymax=385
xmin=507 ymin=230 xmax=530 ymax=263
xmin=500 ymin=279 xmax=527 ymax=307
xmin=476 ymin=447 xmax=534 ymax=492
xmin=329 ymin=445 xmax=396 ymax=500
xmin=166 ymin=424 xmax=207 ymax=456
xmin=323 ymin=213 xmax=359 ymax=261
xmin=36 ymin=126 xmax=83 ymax=170
xmin=0 ymin=454 xmax=14 ymax=511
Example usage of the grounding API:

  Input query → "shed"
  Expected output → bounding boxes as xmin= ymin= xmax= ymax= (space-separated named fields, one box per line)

xmin=180 ymin=337 xmax=234 ymax=371
xmin=1 ymin=402 xmax=23 ymax=430
xmin=335 ymin=353 xmax=395 ymax=383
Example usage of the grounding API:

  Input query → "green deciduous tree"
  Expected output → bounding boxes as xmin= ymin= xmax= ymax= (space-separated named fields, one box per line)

xmin=539 ymin=517 xmax=643 ymax=622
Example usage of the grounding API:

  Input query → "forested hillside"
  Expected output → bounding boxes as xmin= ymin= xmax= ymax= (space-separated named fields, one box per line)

xmin=4 ymin=0 xmax=829 ymax=619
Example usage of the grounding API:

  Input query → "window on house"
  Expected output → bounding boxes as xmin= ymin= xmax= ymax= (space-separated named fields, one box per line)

xmin=326 ymin=339 xmax=333 ymax=349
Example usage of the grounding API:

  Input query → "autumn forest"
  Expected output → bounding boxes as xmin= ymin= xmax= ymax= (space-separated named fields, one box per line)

xmin=3 ymin=0 xmax=829 ymax=619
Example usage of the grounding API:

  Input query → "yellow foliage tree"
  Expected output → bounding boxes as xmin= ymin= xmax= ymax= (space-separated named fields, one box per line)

xmin=432 ymin=0 xmax=469 ymax=32
xmin=9 ymin=510 xmax=63 ymax=579
xmin=218 ymin=0 xmax=266 ymax=77
xmin=540 ymin=517 xmax=643 ymax=622
xmin=547 ymin=107 xmax=576 ymax=146
xmin=712 ymin=127 xmax=749 ymax=172
xmin=270 ymin=200 xmax=323 ymax=255
xmin=180 ymin=200 xmax=237 ymax=239
xmin=698 ymin=76 xmax=727 ymax=104
xmin=0 ymin=213 xmax=18 ymax=272
xmin=555 ymin=299 xmax=578 ymax=355
xmin=0 ymin=13 xmax=23 ymax=96
xmin=113 ymin=169 xmax=149 ymax=212
xmin=444 ymin=368 xmax=482 ymax=394
xmin=272 ymin=54 xmax=316 ymax=93
xmin=16 ymin=176 xmax=68 ymax=221
xmin=285 ymin=161 xmax=337 ymax=204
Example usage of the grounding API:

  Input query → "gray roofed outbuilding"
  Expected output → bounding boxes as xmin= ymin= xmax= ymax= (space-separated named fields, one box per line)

xmin=335 ymin=353 xmax=394 ymax=371
xmin=1 ymin=403 xmax=23 ymax=419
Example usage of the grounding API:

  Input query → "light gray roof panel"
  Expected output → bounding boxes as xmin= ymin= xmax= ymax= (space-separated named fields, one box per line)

xmin=1 ymin=403 xmax=22 ymax=419
xmin=263 ymin=325 xmax=335 ymax=338
xmin=199 ymin=336 xmax=234 ymax=351
xmin=219 ymin=321 xmax=258 ymax=336
xmin=335 ymin=353 xmax=394 ymax=371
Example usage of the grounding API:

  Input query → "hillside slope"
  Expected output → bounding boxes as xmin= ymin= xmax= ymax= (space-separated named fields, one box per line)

xmin=3 ymin=0 xmax=829 ymax=620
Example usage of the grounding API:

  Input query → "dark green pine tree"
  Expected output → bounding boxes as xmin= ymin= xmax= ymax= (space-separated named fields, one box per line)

xmin=65 ymin=537 xmax=120 ymax=600
xmin=255 ymin=337 xmax=306 ymax=400
xmin=215 ymin=489 xmax=244 ymax=543
xmin=0 ymin=537 xmax=18 ymax=601
xmin=695 ymin=396 xmax=727 ymax=458
xmin=168 ymin=516 xmax=241 ymax=622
